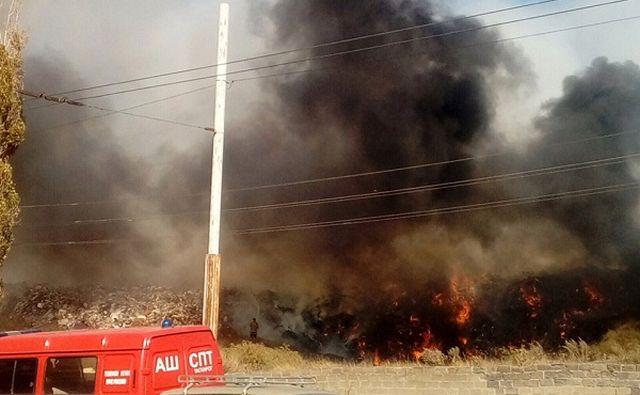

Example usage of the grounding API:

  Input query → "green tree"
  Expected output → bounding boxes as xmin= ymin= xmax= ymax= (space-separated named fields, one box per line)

xmin=0 ymin=28 xmax=25 ymax=298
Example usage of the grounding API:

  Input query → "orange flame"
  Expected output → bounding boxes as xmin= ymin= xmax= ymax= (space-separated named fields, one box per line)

xmin=373 ymin=349 xmax=381 ymax=366
xmin=520 ymin=283 xmax=543 ymax=319
xmin=455 ymin=300 xmax=472 ymax=326
xmin=411 ymin=350 xmax=423 ymax=361
xmin=410 ymin=330 xmax=439 ymax=361
xmin=449 ymin=275 xmax=475 ymax=327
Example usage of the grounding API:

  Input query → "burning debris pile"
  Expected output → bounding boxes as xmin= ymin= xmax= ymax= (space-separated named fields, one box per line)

xmin=245 ymin=269 xmax=640 ymax=362
xmin=2 ymin=284 xmax=201 ymax=330
xmin=1 ymin=269 xmax=640 ymax=364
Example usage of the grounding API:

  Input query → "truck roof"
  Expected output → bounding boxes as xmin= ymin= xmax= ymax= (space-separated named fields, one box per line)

xmin=0 ymin=325 xmax=212 ymax=355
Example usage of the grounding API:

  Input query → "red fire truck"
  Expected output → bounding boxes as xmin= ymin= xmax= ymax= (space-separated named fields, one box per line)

xmin=0 ymin=325 xmax=225 ymax=394
xmin=0 ymin=326 xmax=332 ymax=395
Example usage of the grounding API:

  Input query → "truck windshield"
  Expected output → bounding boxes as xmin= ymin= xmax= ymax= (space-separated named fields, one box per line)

xmin=0 ymin=358 xmax=37 ymax=394
xmin=44 ymin=357 xmax=97 ymax=394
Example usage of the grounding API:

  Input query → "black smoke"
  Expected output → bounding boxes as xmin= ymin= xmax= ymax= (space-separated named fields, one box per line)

xmin=223 ymin=0 xmax=532 ymax=289
xmin=527 ymin=58 xmax=640 ymax=267
xmin=220 ymin=1 xmax=640 ymax=356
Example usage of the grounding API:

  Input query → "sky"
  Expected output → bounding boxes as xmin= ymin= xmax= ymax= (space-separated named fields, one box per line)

xmin=450 ymin=0 xmax=640 ymax=144
xmin=14 ymin=0 xmax=640 ymax=149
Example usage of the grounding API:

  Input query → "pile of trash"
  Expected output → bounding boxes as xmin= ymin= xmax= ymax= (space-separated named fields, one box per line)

xmin=3 ymin=284 xmax=202 ymax=330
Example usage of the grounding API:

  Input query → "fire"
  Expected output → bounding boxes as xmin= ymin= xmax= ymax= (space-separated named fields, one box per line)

xmin=410 ymin=330 xmax=439 ymax=361
xmin=556 ymin=311 xmax=579 ymax=340
xmin=583 ymin=281 xmax=604 ymax=308
xmin=520 ymin=281 xmax=543 ymax=319
xmin=326 ymin=272 xmax=617 ymax=363
xmin=433 ymin=293 xmax=445 ymax=306
xmin=455 ymin=300 xmax=472 ymax=326
xmin=449 ymin=275 xmax=475 ymax=327
xmin=411 ymin=349 xmax=423 ymax=361
xmin=373 ymin=349 xmax=381 ymax=366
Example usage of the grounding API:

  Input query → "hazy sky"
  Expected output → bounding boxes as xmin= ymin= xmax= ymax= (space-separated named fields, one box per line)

xmin=15 ymin=0 xmax=640 ymax=147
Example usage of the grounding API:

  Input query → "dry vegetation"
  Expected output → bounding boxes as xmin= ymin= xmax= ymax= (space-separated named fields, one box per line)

xmin=487 ymin=322 xmax=640 ymax=365
xmin=0 ymin=0 xmax=25 ymax=299
xmin=221 ymin=322 xmax=640 ymax=371
xmin=221 ymin=341 xmax=337 ymax=372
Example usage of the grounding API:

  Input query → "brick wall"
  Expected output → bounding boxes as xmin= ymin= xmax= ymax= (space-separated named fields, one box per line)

xmin=245 ymin=364 xmax=640 ymax=394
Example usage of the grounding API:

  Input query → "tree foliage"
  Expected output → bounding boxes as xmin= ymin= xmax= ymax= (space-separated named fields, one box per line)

xmin=0 ymin=29 xmax=25 ymax=298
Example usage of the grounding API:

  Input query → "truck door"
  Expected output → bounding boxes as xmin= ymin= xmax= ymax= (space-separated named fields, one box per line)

xmin=147 ymin=336 xmax=185 ymax=393
xmin=183 ymin=330 xmax=224 ymax=376
xmin=99 ymin=354 xmax=136 ymax=394
xmin=0 ymin=358 xmax=38 ymax=394
xmin=43 ymin=356 xmax=97 ymax=394
xmin=186 ymin=345 xmax=223 ymax=376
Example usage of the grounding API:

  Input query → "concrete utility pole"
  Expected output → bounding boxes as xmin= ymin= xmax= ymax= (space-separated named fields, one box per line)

xmin=203 ymin=2 xmax=229 ymax=337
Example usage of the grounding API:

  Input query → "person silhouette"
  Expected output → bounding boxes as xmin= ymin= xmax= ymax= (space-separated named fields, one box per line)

xmin=249 ymin=318 xmax=259 ymax=340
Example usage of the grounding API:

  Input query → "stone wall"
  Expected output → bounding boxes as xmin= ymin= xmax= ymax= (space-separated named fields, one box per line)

xmin=258 ymin=364 xmax=640 ymax=394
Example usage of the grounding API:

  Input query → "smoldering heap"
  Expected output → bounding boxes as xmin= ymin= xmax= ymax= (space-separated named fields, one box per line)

xmin=6 ymin=0 xmax=640 ymax=361
xmin=1 ymin=284 xmax=201 ymax=330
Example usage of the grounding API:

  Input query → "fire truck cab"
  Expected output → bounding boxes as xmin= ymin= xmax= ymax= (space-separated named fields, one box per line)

xmin=0 ymin=325 xmax=224 ymax=394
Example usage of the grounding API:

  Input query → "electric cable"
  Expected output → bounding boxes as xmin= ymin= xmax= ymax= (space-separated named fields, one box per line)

xmin=27 ymin=0 xmax=565 ymax=100
xmin=58 ymin=0 xmax=631 ymax=102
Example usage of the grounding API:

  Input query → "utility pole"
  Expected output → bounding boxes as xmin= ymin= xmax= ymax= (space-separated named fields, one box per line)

xmin=203 ymin=2 xmax=229 ymax=338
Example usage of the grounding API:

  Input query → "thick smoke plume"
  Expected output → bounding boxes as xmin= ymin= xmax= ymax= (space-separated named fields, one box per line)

xmin=224 ymin=1 xmax=640 ymax=356
xmin=528 ymin=58 xmax=640 ymax=266
xmin=224 ymin=0 xmax=533 ymax=287
xmin=4 ymin=0 xmax=640 ymax=358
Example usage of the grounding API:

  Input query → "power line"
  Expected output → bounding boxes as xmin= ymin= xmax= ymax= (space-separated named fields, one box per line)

xmin=24 ymin=13 xmax=640 ymax=134
xmin=67 ymin=210 xmax=206 ymax=226
xmin=27 ymin=84 xmax=216 ymax=135
xmin=30 ymin=0 xmax=564 ymax=99
xmin=229 ymin=15 xmax=640 ymax=84
xmin=16 ymin=210 xmax=207 ymax=230
xmin=20 ymin=192 xmax=207 ymax=209
xmin=14 ymin=239 xmax=132 ymax=247
xmin=234 ymin=182 xmax=640 ymax=234
xmin=17 ymin=129 xmax=640 ymax=209
xmin=64 ymin=0 xmax=631 ymax=102
xmin=224 ymin=152 xmax=639 ymax=212
xmin=25 ymin=81 xmax=215 ymax=112
xmin=86 ymin=103 xmax=214 ymax=132
xmin=17 ymin=149 xmax=640 ymax=228
xmin=225 ymin=129 xmax=640 ymax=193
xmin=15 ymin=182 xmax=640 ymax=245
xmin=20 ymin=90 xmax=215 ymax=133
